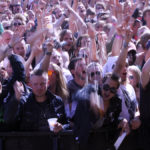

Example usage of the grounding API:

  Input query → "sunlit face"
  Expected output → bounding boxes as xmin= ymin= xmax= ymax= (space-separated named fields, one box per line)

xmin=88 ymin=66 xmax=101 ymax=84
xmin=30 ymin=75 xmax=48 ymax=97
xmin=81 ymin=37 xmax=90 ymax=48
xmin=13 ymin=41 xmax=26 ymax=58
xmin=50 ymin=51 xmax=62 ymax=67
xmin=74 ymin=59 xmax=87 ymax=81
xmin=128 ymin=70 xmax=138 ymax=88
xmin=102 ymin=78 xmax=118 ymax=101
xmin=27 ymin=10 xmax=35 ymax=21
xmin=144 ymin=11 xmax=150 ymax=24
xmin=77 ymin=4 xmax=86 ymax=19
xmin=54 ymin=7 xmax=62 ymax=19
xmin=63 ymin=32 xmax=73 ymax=51
xmin=5 ymin=61 xmax=13 ymax=77
xmin=2 ymin=32 xmax=13 ymax=45
xmin=12 ymin=19 xmax=24 ymax=32
xmin=0 ymin=2 xmax=7 ymax=13
xmin=78 ymin=48 xmax=89 ymax=65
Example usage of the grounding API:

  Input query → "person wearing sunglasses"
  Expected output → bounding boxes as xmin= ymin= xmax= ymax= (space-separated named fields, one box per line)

xmin=87 ymin=62 xmax=102 ymax=85
xmin=74 ymin=73 xmax=122 ymax=150
xmin=11 ymin=13 xmax=26 ymax=32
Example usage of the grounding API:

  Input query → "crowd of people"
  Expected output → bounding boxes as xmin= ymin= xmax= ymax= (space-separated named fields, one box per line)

xmin=0 ymin=0 xmax=150 ymax=149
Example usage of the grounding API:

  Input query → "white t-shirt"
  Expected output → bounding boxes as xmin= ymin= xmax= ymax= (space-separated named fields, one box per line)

xmin=118 ymin=84 xmax=138 ymax=121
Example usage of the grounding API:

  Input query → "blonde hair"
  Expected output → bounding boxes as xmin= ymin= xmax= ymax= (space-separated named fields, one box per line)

xmin=49 ymin=63 xmax=68 ymax=101
xmin=128 ymin=65 xmax=141 ymax=83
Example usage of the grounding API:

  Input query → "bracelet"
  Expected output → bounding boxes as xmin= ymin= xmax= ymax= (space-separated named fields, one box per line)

xmin=46 ymin=51 xmax=52 ymax=55
xmin=115 ymin=34 xmax=123 ymax=39
xmin=123 ymin=41 xmax=129 ymax=49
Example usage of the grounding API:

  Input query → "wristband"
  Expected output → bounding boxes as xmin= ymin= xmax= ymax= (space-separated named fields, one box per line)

xmin=123 ymin=41 xmax=129 ymax=49
xmin=46 ymin=51 xmax=52 ymax=55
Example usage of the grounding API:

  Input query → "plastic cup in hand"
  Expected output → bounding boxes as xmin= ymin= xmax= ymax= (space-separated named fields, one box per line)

xmin=48 ymin=118 xmax=58 ymax=131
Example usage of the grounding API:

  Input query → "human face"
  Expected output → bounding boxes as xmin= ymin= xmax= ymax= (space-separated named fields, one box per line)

xmin=31 ymin=75 xmax=48 ymax=97
xmin=27 ymin=10 xmax=35 ymax=21
xmin=12 ymin=4 xmax=22 ymax=14
xmin=2 ymin=32 xmax=13 ymax=45
xmin=50 ymin=51 xmax=62 ymax=67
xmin=144 ymin=11 xmax=150 ymax=25
xmin=102 ymin=78 xmax=118 ymax=101
xmin=0 ymin=2 xmax=7 ymax=13
xmin=95 ymin=4 xmax=104 ymax=14
xmin=12 ymin=19 xmax=24 ymax=32
xmin=54 ymin=7 xmax=62 ymax=19
xmin=5 ymin=61 xmax=13 ymax=77
xmin=88 ymin=66 xmax=101 ymax=84
xmin=78 ymin=4 xmax=86 ymax=19
xmin=63 ymin=32 xmax=73 ymax=51
xmin=74 ymin=59 xmax=87 ymax=81
xmin=81 ymin=37 xmax=90 ymax=48
xmin=128 ymin=71 xmax=138 ymax=88
xmin=13 ymin=41 xmax=26 ymax=58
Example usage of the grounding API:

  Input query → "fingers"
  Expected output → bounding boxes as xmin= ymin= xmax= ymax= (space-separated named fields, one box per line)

xmin=53 ymin=122 xmax=62 ymax=133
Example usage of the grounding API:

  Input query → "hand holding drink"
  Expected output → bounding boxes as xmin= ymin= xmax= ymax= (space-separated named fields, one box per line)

xmin=48 ymin=118 xmax=63 ymax=133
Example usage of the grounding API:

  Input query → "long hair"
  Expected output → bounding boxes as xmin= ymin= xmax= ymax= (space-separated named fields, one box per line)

xmin=49 ymin=63 xmax=68 ymax=102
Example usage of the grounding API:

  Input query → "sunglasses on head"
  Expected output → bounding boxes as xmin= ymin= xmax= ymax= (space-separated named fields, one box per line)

xmin=90 ymin=71 xmax=100 ymax=77
xmin=103 ymin=84 xmax=117 ymax=94
xmin=48 ymin=70 xmax=54 ymax=76
xmin=13 ymin=22 xmax=22 ymax=26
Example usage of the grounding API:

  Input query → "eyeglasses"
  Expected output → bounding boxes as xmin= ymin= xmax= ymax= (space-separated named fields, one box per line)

xmin=103 ymin=84 xmax=117 ymax=94
xmin=128 ymin=75 xmax=134 ymax=80
xmin=90 ymin=71 xmax=101 ymax=77
xmin=13 ymin=22 xmax=22 ymax=26
xmin=48 ymin=70 xmax=54 ymax=76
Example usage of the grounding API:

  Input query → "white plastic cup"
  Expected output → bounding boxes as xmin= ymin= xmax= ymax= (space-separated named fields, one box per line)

xmin=47 ymin=118 xmax=58 ymax=131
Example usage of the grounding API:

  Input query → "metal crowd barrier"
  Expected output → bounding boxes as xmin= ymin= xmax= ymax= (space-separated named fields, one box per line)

xmin=0 ymin=128 xmax=141 ymax=150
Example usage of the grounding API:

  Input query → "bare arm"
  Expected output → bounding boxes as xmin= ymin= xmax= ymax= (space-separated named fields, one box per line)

xmin=113 ymin=28 xmax=132 ymax=76
xmin=36 ymin=41 xmax=53 ymax=72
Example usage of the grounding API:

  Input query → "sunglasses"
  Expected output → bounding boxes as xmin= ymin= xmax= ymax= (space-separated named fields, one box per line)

xmin=103 ymin=84 xmax=117 ymax=94
xmin=128 ymin=75 xmax=134 ymax=80
xmin=4 ymin=26 xmax=11 ymax=30
xmin=48 ymin=70 xmax=54 ymax=76
xmin=78 ymin=53 xmax=88 ymax=58
xmin=13 ymin=22 xmax=22 ymax=26
xmin=90 ymin=71 xmax=100 ymax=77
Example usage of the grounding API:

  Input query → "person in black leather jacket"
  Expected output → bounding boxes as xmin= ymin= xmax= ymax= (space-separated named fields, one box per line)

xmin=3 ymin=69 xmax=67 ymax=150
xmin=4 ymin=69 xmax=67 ymax=131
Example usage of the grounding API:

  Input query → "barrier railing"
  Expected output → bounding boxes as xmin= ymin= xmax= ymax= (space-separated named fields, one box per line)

xmin=0 ymin=128 xmax=140 ymax=150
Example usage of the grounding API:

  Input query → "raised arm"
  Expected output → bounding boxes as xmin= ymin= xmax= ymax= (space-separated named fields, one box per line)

xmin=113 ymin=27 xmax=132 ymax=76
xmin=36 ymin=40 xmax=53 ymax=72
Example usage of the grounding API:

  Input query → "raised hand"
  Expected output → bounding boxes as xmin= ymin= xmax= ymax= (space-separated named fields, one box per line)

xmin=13 ymin=81 xmax=25 ymax=101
